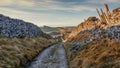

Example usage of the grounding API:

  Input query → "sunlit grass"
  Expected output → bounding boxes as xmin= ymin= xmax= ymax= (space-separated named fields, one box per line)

xmin=64 ymin=38 xmax=120 ymax=68
xmin=0 ymin=37 xmax=57 ymax=68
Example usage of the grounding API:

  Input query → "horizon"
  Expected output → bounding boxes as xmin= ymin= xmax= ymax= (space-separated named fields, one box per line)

xmin=0 ymin=0 xmax=120 ymax=27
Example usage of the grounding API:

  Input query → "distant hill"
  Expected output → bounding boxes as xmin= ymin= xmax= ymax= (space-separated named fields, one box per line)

xmin=40 ymin=25 xmax=60 ymax=33
xmin=40 ymin=25 xmax=74 ymax=41
xmin=40 ymin=25 xmax=75 ymax=33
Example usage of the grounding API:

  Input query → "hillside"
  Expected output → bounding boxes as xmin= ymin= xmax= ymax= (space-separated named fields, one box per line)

xmin=66 ymin=4 xmax=120 ymax=41
xmin=0 ymin=3 xmax=120 ymax=68
xmin=40 ymin=25 xmax=74 ymax=33
xmin=0 ymin=14 xmax=56 ymax=68
xmin=40 ymin=25 xmax=60 ymax=33
xmin=64 ymin=37 xmax=120 ymax=68
xmin=0 ymin=37 xmax=56 ymax=68
xmin=0 ymin=14 xmax=51 ymax=39
xmin=41 ymin=25 xmax=74 ymax=41
xmin=63 ymin=4 xmax=120 ymax=68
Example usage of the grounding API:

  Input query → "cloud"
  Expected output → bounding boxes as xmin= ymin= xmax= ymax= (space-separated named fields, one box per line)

xmin=107 ymin=0 xmax=120 ymax=3
xmin=0 ymin=0 xmax=13 ymax=5
xmin=0 ymin=6 xmax=80 ymax=26
xmin=22 ymin=0 xmax=95 ymax=12
xmin=16 ymin=0 xmax=35 ymax=7
xmin=87 ymin=0 xmax=120 ymax=4
xmin=0 ymin=0 xmax=96 ymax=12
xmin=0 ymin=0 xmax=119 ymax=12
xmin=0 ymin=0 xmax=35 ymax=7
xmin=0 ymin=0 xmax=119 ymax=27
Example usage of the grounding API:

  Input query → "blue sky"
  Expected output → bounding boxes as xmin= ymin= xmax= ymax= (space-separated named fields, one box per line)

xmin=0 ymin=0 xmax=119 ymax=27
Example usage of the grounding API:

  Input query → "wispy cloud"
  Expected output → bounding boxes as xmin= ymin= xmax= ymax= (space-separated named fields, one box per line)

xmin=0 ymin=6 xmax=82 ymax=26
xmin=0 ymin=0 xmax=13 ymax=5
xmin=87 ymin=0 xmax=120 ymax=4
xmin=0 ymin=0 xmax=119 ymax=12
xmin=34 ymin=0 xmax=95 ymax=12
xmin=0 ymin=0 xmax=96 ymax=12
xmin=16 ymin=0 xmax=35 ymax=7
xmin=0 ymin=0 xmax=119 ymax=26
xmin=0 ymin=0 xmax=35 ymax=7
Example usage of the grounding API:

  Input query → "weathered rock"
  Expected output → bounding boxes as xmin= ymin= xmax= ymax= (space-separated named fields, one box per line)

xmin=113 ymin=8 xmax=120 ymax=13
xmin=0 ymin=14 xmax=51 ymax=38
xmin=67 ymin=17 xmax=100 ymax=41
xmin=67 ymin=5 xmax=120 ymax=42
xmin=106 ymin=25 xmax=120 ymax=42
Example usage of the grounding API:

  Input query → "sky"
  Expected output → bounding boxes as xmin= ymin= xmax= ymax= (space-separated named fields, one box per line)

xmin=0 ymin=0 xmax=119 ymax=27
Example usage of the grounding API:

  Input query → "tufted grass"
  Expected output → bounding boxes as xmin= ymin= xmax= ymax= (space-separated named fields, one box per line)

xmin=64 ymin=38 xmax=120 ymax=68
xmin=0 ymin=37 xmax=57 ymax=68
xmin=70 ymin=34 xmax=93 ymax=42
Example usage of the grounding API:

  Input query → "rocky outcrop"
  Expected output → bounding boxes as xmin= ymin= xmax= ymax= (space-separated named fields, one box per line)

xmin=67 ymin=17 xmax=100 ymax=41
xmin=0 ymin=14 xmax=51 ymax=38
xmin=70 ymin=25 xmax=120 ymax=51
xmin=63 ymin=4 xmax=120 ymax=68
xmin=68 ymin=4 xmax=120 ymax=51
xmin=106 ymin=25 xmax=120 ymax=42
xmin=66 ymin=4 xmax=120 ymax=42
xmin=96 ymin=4 xmax=111 ymax=24
xmin=109 ymin=8 xmax=120 ymax=26
xmin=70 ymin=27 xmax=106 ymax=51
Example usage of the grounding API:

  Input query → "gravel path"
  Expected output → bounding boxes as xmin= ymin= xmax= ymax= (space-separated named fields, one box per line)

xmin=27 ymin=43 xmax=68 ymax=68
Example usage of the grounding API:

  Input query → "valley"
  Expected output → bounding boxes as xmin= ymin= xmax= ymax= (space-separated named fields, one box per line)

xmin=0 ymin=3 xmax=120 ymax=68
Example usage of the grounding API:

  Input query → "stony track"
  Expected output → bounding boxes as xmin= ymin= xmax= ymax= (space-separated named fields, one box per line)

xmin=27 ymin=43 xmax=68 ymax=68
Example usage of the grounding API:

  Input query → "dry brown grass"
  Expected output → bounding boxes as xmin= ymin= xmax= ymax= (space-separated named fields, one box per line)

xmin=64 ymin=38 xmax=120 ymax=68
xmin=0 ymin=37 xmax=57 ymax=68
xmin=71 ymin=34 xmax=93 ymax=42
